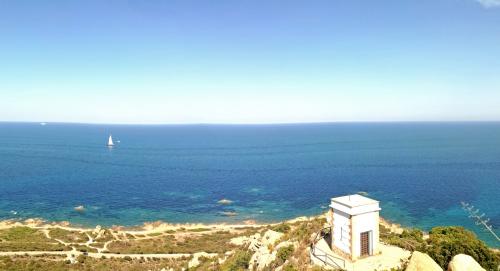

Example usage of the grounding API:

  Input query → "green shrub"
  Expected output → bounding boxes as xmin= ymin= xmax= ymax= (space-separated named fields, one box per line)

xmin=220 ymin=249 xmax=251 ymax=271
xmin=426 ymin=226 xmax=499 ymax=270
xmin=282 ymin=218 xmax=325 ymax=245
xmin=49 ymin=228 xmax=89 ymax=243
xmin=187 ymin=228 xmax=210 ymax=232
xmin=276 ymin=245 xmax=294 ymax=264
xmin=282 ymin=264 xmax=299 ymax=271
xmin=272 ymin=223 xmax=291 ymax=233
xmin=76 ymin=254 xmax=86 ymax=263
xmin=0 ymin=227 xmax=67 ymax=252
xmin=380 ymin=227 xmax=426 ymax=252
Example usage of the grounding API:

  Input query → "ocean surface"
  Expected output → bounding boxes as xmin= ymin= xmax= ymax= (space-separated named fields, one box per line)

xmin=0 ymin=122 xmax=499 ymax=247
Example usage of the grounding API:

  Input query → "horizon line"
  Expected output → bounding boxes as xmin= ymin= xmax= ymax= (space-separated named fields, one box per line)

xmin=1 ymin=120 xmax=500 ymax=126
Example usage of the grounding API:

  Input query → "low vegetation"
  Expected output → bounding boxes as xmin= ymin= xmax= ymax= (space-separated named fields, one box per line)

xmin=107 ymin=231 xmax=241 ymax=254
xmin=0 ymin=227 xmax=67 ymax=252
xmin=187 ymin=228 xmax=211 ymax=232
xmin=425 ymin=226 xmax=499 ymax=270
xmin=49 ymin=228 xmax=89 ymax=243
xmin=272 ymin=223 xmax=291 ymax=233
xmin=0 ymin=217 xmax=497 ymax=271
xmin=92 ymin=229 xmax=115 ymax=242
xmin=219 ymin=249 xmax=252 ymax=271
xmin=276 ymin=245 xmax=294 ymax=265
xmin=0 ymin=255 xmax=190 ymax=271
xmin=282 ymin=218 xmax=325 ymax=248
xmin=381 ymin=224 xmax=500 ymax=270
xmin=262 ymin=218 xmax=326 ymax=271
xmin=380 ymin=226 xmax=426 ymax=251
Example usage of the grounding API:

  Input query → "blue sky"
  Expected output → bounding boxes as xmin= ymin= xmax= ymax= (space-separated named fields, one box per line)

xmin=0 ymin=0 xmax=499 ymax=124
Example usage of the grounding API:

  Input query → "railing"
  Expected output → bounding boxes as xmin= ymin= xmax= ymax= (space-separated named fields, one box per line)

xmin=310 ymin=227 xmax=346 ymax=270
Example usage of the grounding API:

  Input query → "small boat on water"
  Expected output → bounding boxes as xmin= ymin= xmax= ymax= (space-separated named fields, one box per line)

xmin=107 ymin=134 xmax=114 ymax=147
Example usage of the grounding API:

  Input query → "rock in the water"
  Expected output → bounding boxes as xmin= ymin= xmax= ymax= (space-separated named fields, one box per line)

xmin=217 ymin=198 xmax=233 ymax=205
xmin=447 ymin=254 xmax=485 ymax=271
xmin=406 ymin=251 xmax=442 ymax=271
xmin=219 ymin=211 xmax=237 ymax=216
xmin=74 ymin=205 xmax=85 ymax=212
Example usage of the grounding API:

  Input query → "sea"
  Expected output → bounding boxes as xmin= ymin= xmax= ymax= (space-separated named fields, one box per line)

xmin=0 ymin=122 xmax=499 ymax=247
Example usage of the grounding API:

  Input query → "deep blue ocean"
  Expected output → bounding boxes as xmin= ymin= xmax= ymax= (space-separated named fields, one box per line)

xmin=0 ymin=122 xmax=499 ymax=247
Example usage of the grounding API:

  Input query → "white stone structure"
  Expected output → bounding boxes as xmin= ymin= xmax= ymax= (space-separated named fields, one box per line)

xmin=326 ymin=194 xmax=381 ymax=261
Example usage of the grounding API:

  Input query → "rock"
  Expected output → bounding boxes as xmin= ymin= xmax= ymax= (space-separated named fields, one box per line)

xmin=261 ymin=230 xmax=284 ymax=246
xmin=248 ymin=233 xmax=263 ymax=251
xmin=406 ymin=251 xmax=442 ymax=271
xmin=249 ymin=247 xmax=276 ymax=271
xmin=217 ymin=198 xmax=233 ymax=205
xmin=243 ymin=219 xmax=257 ymax=225
xmin=447 ymin=254 xmax=485 ymax=271
xmin=247 ymin=230 xmax=287 ymax=271
xmin=219 ymin=211 xmax=238 ymax=216
xmin=74 ymin=205 xmax=85 ymax=212
xmin=275 ymin=240 xmax=297 ymax=250
xmin=92 ymin=225 xmax=102 ymax=235
xmin=230 ymin=236 xmax=250 ymax=246
xmin=188 ymin=252 xmax=214 ymax=269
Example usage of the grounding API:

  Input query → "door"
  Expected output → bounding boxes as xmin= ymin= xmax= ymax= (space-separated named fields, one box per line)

xmin=360 ymin=231 xmax=370 ymax=256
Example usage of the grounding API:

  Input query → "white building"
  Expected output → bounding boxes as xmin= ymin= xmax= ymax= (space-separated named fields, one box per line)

xmin=326 ymin=194 xmax=381 ymax=261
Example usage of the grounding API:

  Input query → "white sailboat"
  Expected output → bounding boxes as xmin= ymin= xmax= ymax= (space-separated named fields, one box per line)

xmin=107 ymin=134 xmax=114 ymax=147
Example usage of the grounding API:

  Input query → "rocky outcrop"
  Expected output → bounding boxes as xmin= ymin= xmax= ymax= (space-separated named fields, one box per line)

xmin=188 ymin=252 xmax=214 ymax=269
xmin=447 ymin=254 xmax=486 ymax=271
xmin=406 ymin=251 xmax=442 ymax=271
xmin=244 ymin=230 xmax=287 ymax=271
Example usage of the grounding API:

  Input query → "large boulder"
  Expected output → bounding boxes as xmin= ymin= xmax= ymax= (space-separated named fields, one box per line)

xmin=447 ymin=254 xmax=486 ymax=271
xmin=262 ymin=230 xmax=284 ymax=246
xmin=406 ymin=251 xmax=442 ymax=271
xmin=247 ymin=230 xmax=287 ymax=271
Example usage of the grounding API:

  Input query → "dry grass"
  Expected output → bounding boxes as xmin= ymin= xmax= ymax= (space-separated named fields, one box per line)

xmin=49 ymin=228 xmax=89 ymax=243
xmin=0 ymin=255 xmax=190 ymax=271
xmin=0 ymin=227 xmax=67 ymax=252
xmin=107 ymin=230 xmax=245 ymax=254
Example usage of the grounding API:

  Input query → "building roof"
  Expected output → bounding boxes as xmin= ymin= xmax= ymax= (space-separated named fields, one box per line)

xmin=330 ymin=194 xmax=380 ymax=216
xmin=331 ymin=194 xmax=379 ymax=208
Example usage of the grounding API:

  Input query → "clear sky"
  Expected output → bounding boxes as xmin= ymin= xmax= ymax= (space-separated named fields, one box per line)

xmin=1 ymin=0 xmax=499 ymax=124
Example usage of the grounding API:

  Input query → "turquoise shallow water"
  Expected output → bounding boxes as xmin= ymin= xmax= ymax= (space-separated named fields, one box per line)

xmin=0 ymin=122 xmax=499 ymax=247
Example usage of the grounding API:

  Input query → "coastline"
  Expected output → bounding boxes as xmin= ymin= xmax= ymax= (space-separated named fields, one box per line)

xmin=0 ymin=213 xmax=408 ymax=243
xmin=0 ymin=215 xmax=314 ymax=234
xmin=0 ymin=213 xmax=498 ymax=270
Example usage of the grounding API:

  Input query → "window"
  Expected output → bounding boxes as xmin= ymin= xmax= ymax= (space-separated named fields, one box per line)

xmin=341 ymin=225 xmax=349 ymax=241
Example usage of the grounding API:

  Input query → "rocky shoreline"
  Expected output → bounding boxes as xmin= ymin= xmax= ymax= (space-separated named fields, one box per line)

xmin=0 ymin=214 xmax=498 ymax=270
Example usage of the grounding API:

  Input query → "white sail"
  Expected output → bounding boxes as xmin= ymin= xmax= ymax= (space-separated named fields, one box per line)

xmin=108 ymin=135 xmax=114 ymax=146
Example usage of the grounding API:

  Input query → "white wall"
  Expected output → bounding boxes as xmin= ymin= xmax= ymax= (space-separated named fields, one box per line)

xmin=332 ymin=210 xmax=351 ymax=255
xmin=351 ymin=211 xmax=379 ymax=258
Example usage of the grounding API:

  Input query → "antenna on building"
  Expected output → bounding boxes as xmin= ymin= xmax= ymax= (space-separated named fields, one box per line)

xmin=461 ymin=202 xmax=500 ymax=243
